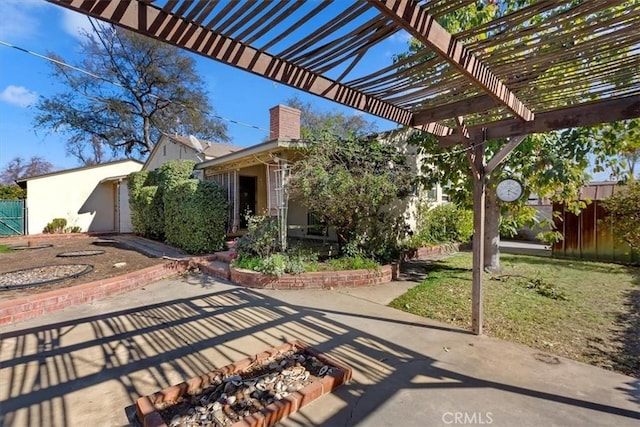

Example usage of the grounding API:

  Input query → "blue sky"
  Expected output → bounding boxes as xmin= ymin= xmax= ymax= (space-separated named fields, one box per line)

xmin=0 ymin=0 xmax=409 ymax=172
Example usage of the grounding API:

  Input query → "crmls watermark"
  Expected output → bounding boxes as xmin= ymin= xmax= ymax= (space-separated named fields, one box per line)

xmin=442 ymin=412 xmax=493 ymax=425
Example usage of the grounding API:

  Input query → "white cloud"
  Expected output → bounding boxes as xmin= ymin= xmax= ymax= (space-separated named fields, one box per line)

xmin=0 ymin=85 xmax=38 ymax=108
xmin=61 ymin=9 xmax=95 ymax=40
xmin=0 ymin=0 xmax=47 ymax=41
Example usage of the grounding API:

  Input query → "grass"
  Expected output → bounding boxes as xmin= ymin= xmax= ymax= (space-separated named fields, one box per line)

xmin=0 ymin=244 xmax=14 ymax=253
xmin=389 ymin=252 xmax=640 ymax=377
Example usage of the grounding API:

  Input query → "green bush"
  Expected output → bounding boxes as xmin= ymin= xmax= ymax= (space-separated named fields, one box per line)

xmin=411 ymin=203 xmax=473 ymax=247
xmin=0 ymin=184 xmax=25 ymax=199
xmin=131 ymin=186 xmax=164 ymax=239
xmin=235 ymin=215 xmax=279 ymax=258
xmin=128 ymin=161 xmax=196 ymax=242
xmin=128 ymin=170 xmax=164 ymax=240
xmin=158 ymin=160 xmax=196 ymax=191
xmin=42 ymin=218 xmax=83 ymax=233
xmin=164 ymin=179 xmax=228 ymax=254
xmin=231 ymin=252 xmax=377 ymax=277
xmin=43 ymin=218 xmax=67 ymax=233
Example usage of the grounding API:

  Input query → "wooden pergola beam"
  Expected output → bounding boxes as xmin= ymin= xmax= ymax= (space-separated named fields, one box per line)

xmin=47 ymin=0 xmax=454 ymax=137
xmin=439 ymin=95 xmax=640 ymax=145
xmin=413 ymin=94 xmax=499 ymax=125
xmin=485 ymin=135 xmax=527 ymax=175
xmin=369 ymin=0 xmax=534 ymax=122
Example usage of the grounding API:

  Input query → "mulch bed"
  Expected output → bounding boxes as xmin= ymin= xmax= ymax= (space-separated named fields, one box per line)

xmin=0 ymin=236 xmax=163 ymax=301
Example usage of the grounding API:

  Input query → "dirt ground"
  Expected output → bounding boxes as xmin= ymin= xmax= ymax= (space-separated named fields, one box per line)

xmin=0 ymin=236 xmax=163 ymax=301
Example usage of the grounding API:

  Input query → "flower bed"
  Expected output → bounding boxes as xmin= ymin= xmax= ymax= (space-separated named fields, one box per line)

xmin=135 ymin=340 xmax=352 ymax=427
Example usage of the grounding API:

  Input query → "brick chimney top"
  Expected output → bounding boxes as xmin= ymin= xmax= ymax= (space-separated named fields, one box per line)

xmin=269 ymin=105 xmax=301 ymax=141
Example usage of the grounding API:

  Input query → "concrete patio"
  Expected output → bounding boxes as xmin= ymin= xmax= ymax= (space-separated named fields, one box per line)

xmin=1 ymin=273 xmax=638 ymax=426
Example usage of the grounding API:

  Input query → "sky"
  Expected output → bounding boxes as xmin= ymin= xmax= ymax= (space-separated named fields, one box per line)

xmin=0 ymin=0 xmax=410 ymax=173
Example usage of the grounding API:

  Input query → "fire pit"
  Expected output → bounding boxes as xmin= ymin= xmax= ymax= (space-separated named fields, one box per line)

xmin=134 ymin=340 xmax=351 ymax=427
xmin=0 ymin=264 xmax=93 ymax=290
xmin=57 ymin=250 xmax=105 ymax=257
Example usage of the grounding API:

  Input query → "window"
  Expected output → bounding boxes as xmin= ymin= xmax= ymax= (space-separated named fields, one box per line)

xmin=307 ymin=212 xmax=327 ymax=236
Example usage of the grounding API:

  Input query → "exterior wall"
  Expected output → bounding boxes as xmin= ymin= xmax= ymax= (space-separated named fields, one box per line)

xmin=145 ymin=138 xmax=199 ymax=170
xmin=24 ymin=162 xmax=141 ymax=234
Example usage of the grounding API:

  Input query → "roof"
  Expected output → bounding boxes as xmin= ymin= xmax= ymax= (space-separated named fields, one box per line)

xmin=579 ymin=181 xmax=623 ymax=201
xmin=48 ymin=1 xmax=640 ymax=146
xmin=195 ymin=139 xmax=310 ymax=170
xmin=163 ymin=134 xmax=244 ymax=159
xmin=15 ymin=159 xmax=143 ymax=183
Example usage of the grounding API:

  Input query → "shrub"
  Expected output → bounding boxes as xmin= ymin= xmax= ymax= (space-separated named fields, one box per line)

xmin=43 ymin=218 xmax=67 ymax=233
xmin=42 ymin=218 xmax=83 ymax=233
xmin=0 ymin=184 xmax=25 ymax=199
xmin=128 ymin=170 xmax=164 ymax=239
xmin=601 ymin=180 xmax=640 ymax=251
xmin=411 ymin=203 xmax=473 ymax=247
xmin=254 ymin=253 xmax=288 ymax=277
xmin=235 ymin=215 xmax=279 ymax=258
xmin=131 ymin=185 xmax=164 ymax=239
xmin=164 ymin=179 xmax=228 ymax=254
xmin=128 ymin=161 xmax=197 ymax=242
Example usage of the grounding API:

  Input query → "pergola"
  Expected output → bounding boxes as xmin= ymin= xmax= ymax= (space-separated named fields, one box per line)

xmin=48 ymin=0 xmax=640 ymax=334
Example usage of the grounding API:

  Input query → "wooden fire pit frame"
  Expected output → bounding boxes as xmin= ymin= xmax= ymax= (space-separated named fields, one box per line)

xmin=134 ymin=340 xmax=352 ymax=427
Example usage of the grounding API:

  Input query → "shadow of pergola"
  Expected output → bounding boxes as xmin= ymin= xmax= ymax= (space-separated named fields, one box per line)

xmin=1 ymin=274 xmax=638 ymax=427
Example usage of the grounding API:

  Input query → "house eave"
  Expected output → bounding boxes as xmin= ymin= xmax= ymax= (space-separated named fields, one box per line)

xmin=195 ymin=138 xmax=308 ymax=170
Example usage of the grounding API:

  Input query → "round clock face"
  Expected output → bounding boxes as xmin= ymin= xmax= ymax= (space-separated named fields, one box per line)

xmin=496 ymin=178 xmax=523 ymax=202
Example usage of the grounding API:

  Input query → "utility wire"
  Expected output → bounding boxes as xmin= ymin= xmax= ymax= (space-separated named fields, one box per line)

xmin=0 ymin=38 xmax=270 ymax=135
xmin=0 ymin=38 xmax=496 ymax=158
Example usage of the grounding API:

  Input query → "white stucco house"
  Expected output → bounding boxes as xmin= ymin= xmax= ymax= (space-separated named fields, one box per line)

xmin=16 ymin=159 xmax=143 ymax=234
xmin=195 ymin=105 xmax=448 ymax=240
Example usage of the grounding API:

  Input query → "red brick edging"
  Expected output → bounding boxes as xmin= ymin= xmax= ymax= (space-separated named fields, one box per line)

xmin=0 ymin=256 xmax=215 ymax=326
xmin=135 ymin=340 xmax=352 ymax=427
xmin=228 ymin=264 xmax=397 ymax=290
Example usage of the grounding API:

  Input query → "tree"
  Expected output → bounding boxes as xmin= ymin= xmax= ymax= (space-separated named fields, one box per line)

xmin=0 ymin=184 xmax=25 ymax=199
xmin=288 ymin=133 xmax=413 ymax=261
xmin=593 ymin=119 xmax=640 ymax=181
xmin=601 ymin=180 xmax=640 ymax=251
xmin=35 ymin=23 xmax=228 ymax=161
xmin=1 ymin=156 xmax=54 ymax=184
xmin=398 ymin=1 xmax=631 ymax=272
xmin=286 ymin=96 xmax=377 ymax=140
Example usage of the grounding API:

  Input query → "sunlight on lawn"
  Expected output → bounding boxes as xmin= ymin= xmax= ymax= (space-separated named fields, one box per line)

xmin=389 ymin=252 xmax=640 ymax=377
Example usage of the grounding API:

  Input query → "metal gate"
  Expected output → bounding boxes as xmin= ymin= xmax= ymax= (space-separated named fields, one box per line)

xmin=0 ymin=199 xmax=25 ymax=236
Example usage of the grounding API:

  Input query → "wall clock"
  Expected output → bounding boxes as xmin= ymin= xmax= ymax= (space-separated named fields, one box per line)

xmin=496 ymin=178 xmax=523 ymax=203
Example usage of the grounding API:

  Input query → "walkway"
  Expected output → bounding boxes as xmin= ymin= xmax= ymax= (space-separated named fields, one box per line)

xmin=1 ymin=274 xmax=637 ymax=426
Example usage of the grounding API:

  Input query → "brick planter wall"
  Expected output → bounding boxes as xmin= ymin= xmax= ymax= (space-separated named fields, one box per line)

xmin=229 ymin=264 xmax=397 ymax=290
xmin=404 ymin=243 xmax=461 ymax=260
xmin=135 ymin=340 xmax=352 ymax=427
xmin=0 ymin=256 xmax=215 ymax=326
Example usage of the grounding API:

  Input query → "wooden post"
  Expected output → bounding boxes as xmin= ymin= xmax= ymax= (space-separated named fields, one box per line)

xmin=471 ymin=142 xmax=486 ymax=335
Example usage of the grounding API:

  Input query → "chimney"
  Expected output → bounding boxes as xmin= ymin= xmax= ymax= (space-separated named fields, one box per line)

xmin=269 ymin=105 xmax=301 ymax=140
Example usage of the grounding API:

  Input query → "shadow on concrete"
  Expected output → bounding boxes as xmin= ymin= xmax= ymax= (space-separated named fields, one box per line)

xmin=1 ymin=276 xmax=639 ymax=426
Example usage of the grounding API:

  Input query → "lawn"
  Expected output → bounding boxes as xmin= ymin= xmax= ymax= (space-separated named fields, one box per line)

xmin=390 ymin=252 xmax=640 ymax=378
xmin=0 ymin=244 xmax=13 ymax=253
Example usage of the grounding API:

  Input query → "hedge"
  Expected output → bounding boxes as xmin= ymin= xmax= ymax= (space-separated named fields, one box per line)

xmin=164 ymin=179 xmax=228 ymax=254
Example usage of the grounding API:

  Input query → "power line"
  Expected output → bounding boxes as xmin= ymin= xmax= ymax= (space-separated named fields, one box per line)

xmin=0 ymin=38 xmax=270 ymax=135
xmin=0 ymin=38 xmax=495 ymax=159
